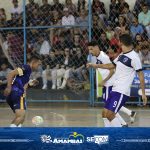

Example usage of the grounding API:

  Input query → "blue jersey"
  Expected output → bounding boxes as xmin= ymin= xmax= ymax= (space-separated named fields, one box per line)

xmin=12 ymin=64 xmax=32 ymax=94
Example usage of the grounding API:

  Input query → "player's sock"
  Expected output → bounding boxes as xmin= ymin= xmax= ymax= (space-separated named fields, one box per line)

xmin=116 ymin=113 xmax=127 ymax=125
xmin=110 ymin=117 xmax=122 ymax=127
xmin=102 ymin=118 xmax=111 ymax=127
xmin=18 ymin=124 xmax=22 ymax=127
xmin=120 ymin=106 xmax=132 ymax=116
xmin=10 ymin=124 xmax=17 ymax=127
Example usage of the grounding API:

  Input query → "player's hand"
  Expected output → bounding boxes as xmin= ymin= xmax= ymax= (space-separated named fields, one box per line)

xmin=98 ymin=80 xmax=105 ymax=87
xmin=4 ymin=87 xmax=11 ymax=96
xmin=29 ymin=79 xmax=39 ymax=87
xmin=142 ymin=94 xmax=147 ymax=106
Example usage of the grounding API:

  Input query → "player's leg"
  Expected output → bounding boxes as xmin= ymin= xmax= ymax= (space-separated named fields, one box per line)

xmin=10 ymin=109 xmax=25 ymax=127
xmin=9 ymin=93 xmax=27 ymax=127
xmin=102 ymin=108 xmax=111 ymax=127
xmin=120 ymin=106 xmax=136 ymax=123
xmin=104 ymin=92 xmax=129 ymax=127
xmin=102 ymin=86 xmax=111 ymax=127
xmin=116 ymin=113 xmax=128 ymax=127
xmin=102 ymin=86 xmax=127 ymax=127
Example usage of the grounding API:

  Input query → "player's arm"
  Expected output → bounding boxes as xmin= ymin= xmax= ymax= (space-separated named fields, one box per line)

xmin=4 ymin=68 xmax=20 ymax=96
xmin=87 ymin=63 xmax=116 ymax=70
xmin=99 ymin=69 xmax=115 ymax=87
xmin=132 ymin=56 xmax=147 ymax=106
xmin=137 ymin=70 xmax=147 ymax=106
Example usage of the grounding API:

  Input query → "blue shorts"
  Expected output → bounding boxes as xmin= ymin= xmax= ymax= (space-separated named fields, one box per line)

xmin=103 ymin=86 xmax=112 ymax=103
xmin=6 ymin=90 xmax=26 ymax=113
xmin=104 ymin=91 xmax=129 ymax=113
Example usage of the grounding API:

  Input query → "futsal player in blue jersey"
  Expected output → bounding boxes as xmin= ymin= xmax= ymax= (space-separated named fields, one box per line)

xmin=4 ymin=56 xmax=41 ymax=127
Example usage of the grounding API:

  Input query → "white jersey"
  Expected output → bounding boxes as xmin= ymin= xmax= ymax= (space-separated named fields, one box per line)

xmin=96 ymin=51 xmax=115 ymax=87
xmin=112 ymin=50 xmax=142 ymax=96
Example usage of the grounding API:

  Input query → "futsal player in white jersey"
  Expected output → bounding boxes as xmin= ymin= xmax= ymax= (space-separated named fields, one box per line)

xmin=88 ymin=34 xmax=147 ymax=127
xmin=87 ymin=42 xmax=135 ymax=127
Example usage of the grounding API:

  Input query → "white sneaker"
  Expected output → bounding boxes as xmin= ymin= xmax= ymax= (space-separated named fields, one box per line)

xmin=52 ymin=85 xmax=56 ymax=89
xmin=42 ymin=84 xmax=47 ymax=90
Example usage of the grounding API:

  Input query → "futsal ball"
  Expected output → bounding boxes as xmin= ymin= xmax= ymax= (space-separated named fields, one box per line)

xmin=32 ymin=116 xmax=44 ymax=126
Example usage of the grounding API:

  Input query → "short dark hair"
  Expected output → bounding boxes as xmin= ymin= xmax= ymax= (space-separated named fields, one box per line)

xmin=88 ymin=41 xmax=98 ymax=47
xmin=119 ymin=34 xmax=133 ymax=46
xmin=124 ymin=3 xmax=129 ymax=9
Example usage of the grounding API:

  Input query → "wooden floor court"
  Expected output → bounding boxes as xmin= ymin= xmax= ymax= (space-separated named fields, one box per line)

xmin=0 ymin=104 xmax=150 ymax=127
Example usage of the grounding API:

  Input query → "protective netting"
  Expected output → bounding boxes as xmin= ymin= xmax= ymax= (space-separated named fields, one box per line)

xmin=0 ymin=0 xmax=150 ymax=93
xmin=0 ymin=30 xmax=24 ymax=68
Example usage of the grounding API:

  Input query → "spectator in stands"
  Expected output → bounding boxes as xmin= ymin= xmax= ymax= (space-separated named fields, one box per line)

xmin=51 ymin=10 xmax=61 ymax=25
xmin=77 ymin=0 xmax=86 ymax=12
xmin=42 ymin=51 xmax=58 ymax=89
xmin=106 ymin=23 xmax=114 ymax=40
xmin=38 ymin=34 xmax=51 ymax=56
xmin=138 ymin=3 xmax=150 ymax=39
xmin=135 ymin=33 xmax=145 ymax=45
xmin=10 ymin=0 xmax=23 ymax=22
xmin=80 ymin=30 xmax=89 ymax=54
xmin=116 ymin=0 xmax=129 ymax=14
xmin=52 ymin=0 xmax=64 ymax=14
xmin=92 ymin=14 xmax=106 ymax=42
xmin=122 ymin=3 xmax=134 ymax=25
xmin=56 ymin=48 xmax=73 ymax=89
xmin=139 ymin=44 xmax=150 ymax=65
xmin=69 ymin=49 xmax=88 ymax=84
xmin=61 ymin=7 xmax=75 ymax=26
xmin=40 ymin=0 xmax=52 ymax=26
xmin=0 ymin=62 xmax=11 ymax=87
xmin=99 ymin=32 xmax=110 ymax=53
xmin=0 ymin=8 xmax=6 ymax=27
xmin=76 ymin=9 xmax=88 ymax=30
xmin=26 ymin=0 xmax=39 ymax=26
xmin=133 ymin=0 xmax=144 ymax=15
xmin=3 ymin=32 xmax=23 ymax=67
xmin=130 ymin=17 xmax=145 ymax=39
xmin=72 ymin=34 xmax=81 ymax=49
xmin=117 ymin=15 xmax=129 ymax=34
xmin=29 ymin=8 xmax=41 ymax=26
xmin=110 ymin=27 xmax=122 ymax=53
xmin=109 ymin=0 xmax=118 ymax=22
xmin=92 ymin=0 xmax=107 ymax=23
xmin=65 ymin=0 xmax=77 ymax=16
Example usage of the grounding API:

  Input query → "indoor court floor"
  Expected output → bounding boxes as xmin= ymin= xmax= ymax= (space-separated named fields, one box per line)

xmin=0 ymin=103 xmax=150 ymax=127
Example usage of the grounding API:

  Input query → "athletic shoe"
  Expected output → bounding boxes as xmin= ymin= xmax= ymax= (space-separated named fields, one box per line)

xmin=122 ymin=124 xmax=128 ymax=127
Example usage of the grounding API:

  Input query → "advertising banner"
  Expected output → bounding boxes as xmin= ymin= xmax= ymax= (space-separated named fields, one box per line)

xmin=0 ymin=128 xmax=150 ymax=150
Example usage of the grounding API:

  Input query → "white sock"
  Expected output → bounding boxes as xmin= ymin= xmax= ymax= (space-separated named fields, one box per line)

xmin=10 ymin=124 xmax=17 ymax=127
xmin=18 ymin=124 xmax=22 ymax=127
xmin=116 ymin=113 xmax=127 ymax=125
xmin=120 ymin=106 xmax=132 ymax=116
xmin=110 ymin=117 xmax=122 ymax=127
xmin=103 ymin=118 xmax=111 ymax=127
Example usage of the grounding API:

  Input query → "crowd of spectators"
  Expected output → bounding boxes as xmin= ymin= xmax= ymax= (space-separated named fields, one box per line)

xmin=0 ymin=0 xmax=150 ymax=91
